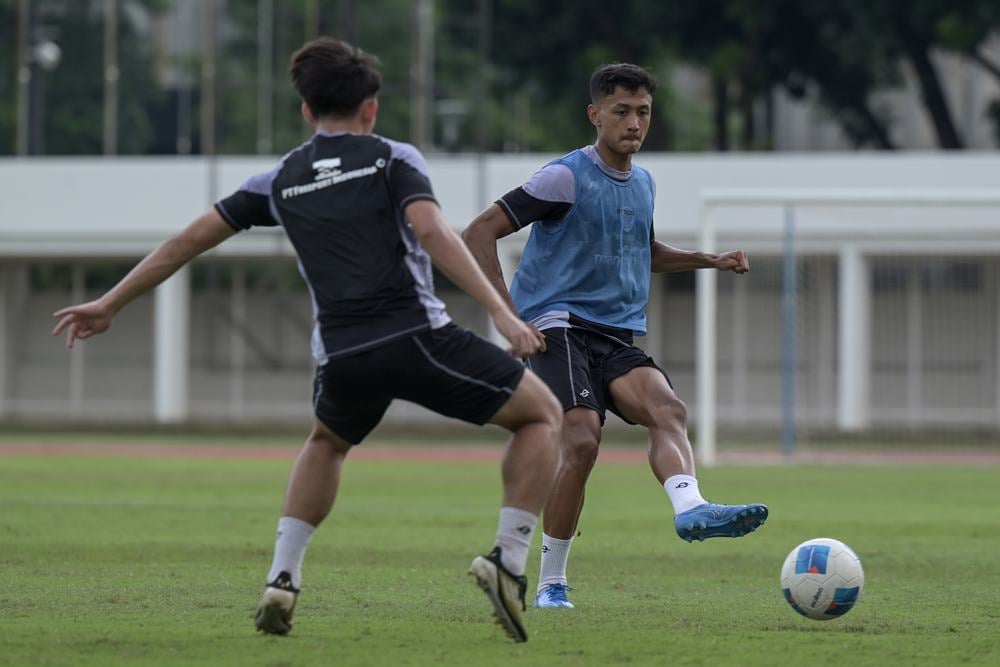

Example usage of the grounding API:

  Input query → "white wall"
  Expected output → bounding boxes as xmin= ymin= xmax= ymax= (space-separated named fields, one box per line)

xmin=4 ymin=153 xmax=1000 ymax=257
xmin=3 ymin=154 xmax=1000 ymax=431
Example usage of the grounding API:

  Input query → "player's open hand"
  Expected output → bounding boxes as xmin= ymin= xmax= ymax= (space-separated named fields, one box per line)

xmin=493 ymin=310 xmax=546 ymax=357
xmin=52 ymin=300 xmax=114 ymax=349
xmin=715 ymin=250 xmax=750 ymax=274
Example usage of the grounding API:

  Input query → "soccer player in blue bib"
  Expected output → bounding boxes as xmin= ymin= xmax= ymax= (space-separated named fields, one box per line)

xmin=463 ymin=63 xmax=768 ymax=610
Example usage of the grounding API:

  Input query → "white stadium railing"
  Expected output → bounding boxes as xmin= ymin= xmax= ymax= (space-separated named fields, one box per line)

xmin=696 ymin=189 xmax=1000 ymax=466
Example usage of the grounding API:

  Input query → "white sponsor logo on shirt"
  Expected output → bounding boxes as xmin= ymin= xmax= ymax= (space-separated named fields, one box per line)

xmin=281 ymin=157 xmax=387 ymax=200
xmin=312 ymin=158 xmax=342 ymax=181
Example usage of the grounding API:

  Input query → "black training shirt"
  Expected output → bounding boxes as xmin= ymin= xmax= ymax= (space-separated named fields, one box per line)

xmin=215 ymin=131 xmax=451 ymax=363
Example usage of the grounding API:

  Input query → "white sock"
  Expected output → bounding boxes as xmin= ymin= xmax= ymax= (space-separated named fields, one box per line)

xmin=267 ymin=516 xmax=316 ymax=588
xmin=537 ymin=533 xmax=573 ymax=592
xmin=494 ymin=507 xmax=538 ymax=576
xmin=664 ymin=474 xmax=708 ymax=515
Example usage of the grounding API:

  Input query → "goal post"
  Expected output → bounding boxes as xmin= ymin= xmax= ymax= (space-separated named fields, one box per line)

xmin=695 ymin=188 xmax=1000 ymax=466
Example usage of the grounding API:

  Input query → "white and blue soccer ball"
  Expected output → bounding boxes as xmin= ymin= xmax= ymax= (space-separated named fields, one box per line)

xmin=780 ymin=538 xmax=864 ymax=620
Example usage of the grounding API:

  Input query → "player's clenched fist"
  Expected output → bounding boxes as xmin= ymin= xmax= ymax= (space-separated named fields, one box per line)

xmin=714 ymin=249 xmax=750 ymax=274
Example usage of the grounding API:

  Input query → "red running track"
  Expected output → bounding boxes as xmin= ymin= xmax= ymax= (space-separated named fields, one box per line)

xmin=1 ymin=442 xmax=999 ymax=466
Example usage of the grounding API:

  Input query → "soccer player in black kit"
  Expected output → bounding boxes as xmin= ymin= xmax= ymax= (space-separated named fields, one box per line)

xmin=52 ymin=38 xmax=560 ymax=644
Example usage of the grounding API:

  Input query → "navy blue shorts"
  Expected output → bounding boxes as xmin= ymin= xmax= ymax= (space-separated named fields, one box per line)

xmin=312 ymin=323 xmax=525 ymax=443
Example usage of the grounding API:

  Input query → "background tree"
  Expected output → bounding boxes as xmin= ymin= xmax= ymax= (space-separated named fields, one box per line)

xmin=0 ymin=0 xmax=16 ymax=154
xmin=205 ymin=0 xmax=415 ymax=154
xmin=485 ymin=0 xmax=679 ymax=151
xmin=771 ymin=1 xmax=901 ymax=149
xmin=2 ymin=0 xmax=168 ymax=155
xmin=664 ymin=0 xmax=782 ymax=151
xmin=859 ymin=0 xmax=964 ymax=149
xmin=934 ymin=0 xmax=1000 ymax=144
xmin=3 ymin=0 xmax=999 ymax=155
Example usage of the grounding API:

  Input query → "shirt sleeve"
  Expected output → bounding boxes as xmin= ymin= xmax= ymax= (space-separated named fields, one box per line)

xmin=386 ymin=140 xmax=437 ymax=210
xmin=214 ymin=168 xmax=280 ymax=231
xmin=495 ymin=163 xmax=575 ymax=231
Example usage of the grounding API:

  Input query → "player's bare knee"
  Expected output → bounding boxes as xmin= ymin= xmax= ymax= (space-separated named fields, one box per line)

xmin=538 ymin=389 xmax=563 ymax=433
xmin=651 ymin=395 xmax=687 ymax=429
xmin=526 ymin=392 xmax=562 ymax=460
xmin=307 ymin=424 xmax=352 ymax=458
xmin=561 ymin=416 xmax=600 ymax=468
xmin=561 ymin=433 xmax=599 ymax=471
xmin=515 ymin=371 xmax=563 ymax=431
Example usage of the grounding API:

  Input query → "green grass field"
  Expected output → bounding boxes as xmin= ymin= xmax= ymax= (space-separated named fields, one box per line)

xmin=2 ymin=441 xmax=999 ymax=666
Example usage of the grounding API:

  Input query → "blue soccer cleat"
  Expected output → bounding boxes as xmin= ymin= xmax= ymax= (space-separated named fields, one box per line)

xmin=674 ymin=502 xmax=769 ymax=542
xmin=534 ymin=583 xmax=575 ymax=609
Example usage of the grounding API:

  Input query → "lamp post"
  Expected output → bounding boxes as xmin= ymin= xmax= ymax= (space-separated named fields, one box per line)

xmin=15 ymin=0 xmax=31 ymax=156
xmin=15 ymin=0 xmax=62 ymax=156
xmin=103 ymin=0 xmax=119 ymax=155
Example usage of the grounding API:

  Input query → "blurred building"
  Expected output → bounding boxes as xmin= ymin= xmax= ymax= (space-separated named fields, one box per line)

xmin=4 ymin=2 xmax=1000 ymax=444
xmin=2 ymin=154 xmax=999 ymax=438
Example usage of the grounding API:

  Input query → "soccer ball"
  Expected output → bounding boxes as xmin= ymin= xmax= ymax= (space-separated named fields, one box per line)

xmin=780 ymin=538 xmax=864 ymax=620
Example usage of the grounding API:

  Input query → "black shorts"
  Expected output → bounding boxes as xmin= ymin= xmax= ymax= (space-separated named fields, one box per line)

xmin=526 ymin=326 xmax=669 ymax=424
xmin=312 ymin=323 xmax=525 ymax=444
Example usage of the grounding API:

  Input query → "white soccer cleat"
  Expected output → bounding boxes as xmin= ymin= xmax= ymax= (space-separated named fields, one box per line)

xmin=468 ymin=547 xmax=529 ymax=643
xmin=254 ymin=571 xmax=299 ymax=636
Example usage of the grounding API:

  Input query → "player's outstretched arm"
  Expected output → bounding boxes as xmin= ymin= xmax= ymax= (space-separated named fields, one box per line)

xmin=52 ymin=209 xmax=237 ymax=349
xmin=405 ymin=200 xmax=544 ymax=357
xmin=651 ymin=241 xmax=750 ymax=274
xmin=460 ymin=204 xmax=518 ymax=313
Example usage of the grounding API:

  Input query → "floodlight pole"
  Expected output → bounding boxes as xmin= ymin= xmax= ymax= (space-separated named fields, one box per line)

xmin=151 ymin=0 xmax=219 ymax=422
xmin=15 ymin=0 xmax=31 ymax=156
xmin=256 ymin=0 xmax=274 ymax=155
xmin=304 ymin=0 xmax=319 ymax=39
xmin=475 ymin=0 xmax=492 ymax=211
xmin=410 ymin=0 xmax=434 ymax=150
xmin=303 ymin=0 xmax=319 ymax=141
xmin=103 ymin=0 xmax=119 ymax=155
xmin=201 ymin=0 xmax=217 ymax=200
xmin=339 ymin=0 xmax=357 ymax=42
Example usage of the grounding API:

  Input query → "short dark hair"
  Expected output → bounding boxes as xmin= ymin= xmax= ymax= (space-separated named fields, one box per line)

xmin=290 ymin=37 xmax=382 ymax=118
xmin=589 ymin=63 xmax=656 ymax=103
